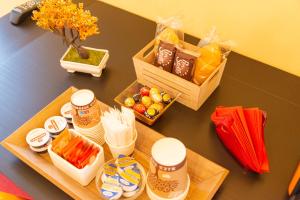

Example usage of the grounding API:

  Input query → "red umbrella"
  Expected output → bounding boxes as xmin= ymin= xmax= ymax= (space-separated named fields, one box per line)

xmin=211 ymin=106 xmax=269 ymax=173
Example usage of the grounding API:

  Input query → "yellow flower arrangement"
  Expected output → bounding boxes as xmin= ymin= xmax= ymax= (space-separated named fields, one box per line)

xmin=32 ymin=0 xmax=99 ymax=59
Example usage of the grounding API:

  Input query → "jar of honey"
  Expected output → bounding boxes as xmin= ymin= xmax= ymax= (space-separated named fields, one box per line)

xmin=146 ymin=137 xmax=190 ymax=200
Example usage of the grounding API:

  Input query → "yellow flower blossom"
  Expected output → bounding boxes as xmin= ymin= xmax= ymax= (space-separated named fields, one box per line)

xmin=32 ymin=0 xmax=99 ymax=41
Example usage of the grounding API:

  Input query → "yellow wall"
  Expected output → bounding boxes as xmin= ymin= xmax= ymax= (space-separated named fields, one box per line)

xmin=100 ymin=0 xmax=300 ymax=77
xmin=0 ymin=0 xmax=28 ymax=17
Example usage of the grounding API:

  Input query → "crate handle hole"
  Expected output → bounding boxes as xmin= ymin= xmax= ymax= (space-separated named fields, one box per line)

xmin=143 ymin=45 xmax=155 ymax=58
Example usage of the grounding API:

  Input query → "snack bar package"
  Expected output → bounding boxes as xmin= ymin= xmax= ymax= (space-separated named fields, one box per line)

xmin=172 ymin=49 xmax=199 ymax=80
xmin=154 ymin=40 xmax=177 ymax=72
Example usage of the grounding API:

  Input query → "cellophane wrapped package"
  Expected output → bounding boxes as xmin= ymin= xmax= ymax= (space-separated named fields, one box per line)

xmin=193 ymin=27 xmax=233 ymax=85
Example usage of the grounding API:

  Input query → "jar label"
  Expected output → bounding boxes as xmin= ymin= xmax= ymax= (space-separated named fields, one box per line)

xmin=147 ymin=157 xmax=188 ymax=198
xmin=72 ymin=99 xmax=101 ymax=128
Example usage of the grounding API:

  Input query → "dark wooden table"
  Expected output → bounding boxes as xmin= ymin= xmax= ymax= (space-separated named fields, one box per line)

xmin=0 ymin=1 xmax=299 ymax=199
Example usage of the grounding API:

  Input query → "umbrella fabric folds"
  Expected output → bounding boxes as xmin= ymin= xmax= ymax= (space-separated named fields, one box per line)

xmin=0 ymin=172 xmax=33 ymax=200
xmin=211 ymin=106 xmax=270 ymax=174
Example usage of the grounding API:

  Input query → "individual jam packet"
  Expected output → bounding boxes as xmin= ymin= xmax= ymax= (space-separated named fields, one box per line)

xmin=172 ymin=49 xmax=198 ymax=80
xmin=154 ymin=40 xmax=176 ymax=72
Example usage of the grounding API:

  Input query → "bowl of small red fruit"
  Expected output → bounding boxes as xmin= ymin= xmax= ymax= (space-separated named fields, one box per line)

xmin=48 ymin=129 xmax=105 ymax=186
xmin=114 ymin=81 xmax=179 ymax=125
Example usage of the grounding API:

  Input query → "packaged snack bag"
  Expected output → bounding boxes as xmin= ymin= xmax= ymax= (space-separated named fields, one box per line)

xmin=155 ymin=28 xmax=180 ymax=49
xmin=154 ymin=16 xmax=184 ymax=54
xmin=193 ymin=43 xmax=222 ymax=85
xmin=172 ymin=49 xmax=199 ymax=81
xmin=199 ymin=43 xmax=222 ymax=67
xmin=193 ymin=27 xmax=232 ymax=85
xmin=154 ymin=40 xmax=177 ymax=72
xmin=193 ymin=59 xmax=217 ymax=85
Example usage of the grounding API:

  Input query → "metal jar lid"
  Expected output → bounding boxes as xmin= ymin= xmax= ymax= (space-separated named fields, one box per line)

xmin=44 ymin=116 xmax=67 ymax=134
xmin=26 ymin=128 xmax=50 ymax=148
xmin=60 ymin=102 xmax=73 ymax=119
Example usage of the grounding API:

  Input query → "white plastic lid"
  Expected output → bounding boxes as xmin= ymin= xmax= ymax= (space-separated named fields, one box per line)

xmin=151 ymin=137 xmax=186 ymax=166
xmin=60 ymin=102 xmax=73 ymax=119
xmin=29 ymin=138 xmax=52 ymax=152
xmin=44 ymin=116 xmax=67 ymax=134
xmin=71 ymin=89 xmax=95 ymax=107
xmin=26 ymin=128 xmax=50 ymax=148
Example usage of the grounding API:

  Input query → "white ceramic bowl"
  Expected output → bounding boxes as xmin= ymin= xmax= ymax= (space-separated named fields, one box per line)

xmin=146 ymin=175 xmax=190 ymax=200
xmin=48 ymin=129 xmax=105 ymax=186
xmin=60 ymin=46 xmax=109 ymax=78
xmin=105 ymin=131 xmax=137 ymax=159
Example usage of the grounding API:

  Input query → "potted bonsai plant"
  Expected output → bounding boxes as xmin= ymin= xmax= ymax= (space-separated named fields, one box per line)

xmin=32 ymin=0 xmax=109 ymax=77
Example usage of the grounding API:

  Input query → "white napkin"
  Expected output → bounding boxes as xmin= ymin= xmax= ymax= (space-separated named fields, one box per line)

xmin=101 ymin=107 xmax=136 ymax=146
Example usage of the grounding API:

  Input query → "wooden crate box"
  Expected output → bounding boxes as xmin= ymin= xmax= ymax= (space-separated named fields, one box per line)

xmin=133 ymin=39 xmax=227 ymax=111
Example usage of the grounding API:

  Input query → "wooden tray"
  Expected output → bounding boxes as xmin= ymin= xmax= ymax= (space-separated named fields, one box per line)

xmin=114 ymin=81 xmax=180 ymax=125
xmin=1 ymin=87 xmax=229 ymax=200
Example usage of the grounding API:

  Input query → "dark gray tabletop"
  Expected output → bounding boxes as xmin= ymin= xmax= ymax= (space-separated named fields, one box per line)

xmin=0 ymin=1 xmax=299 ymax=199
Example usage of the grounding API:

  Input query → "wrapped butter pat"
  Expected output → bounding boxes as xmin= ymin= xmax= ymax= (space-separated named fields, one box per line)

xmin=118 ymin=167 xmax=141 ymax=192
xmin=102 ymin=163 xmax=118 ymax=183
xmin=101 ymin=177 xmax=122 ymax=200
xmin=116 ymin=155 xmax=137 ymax=171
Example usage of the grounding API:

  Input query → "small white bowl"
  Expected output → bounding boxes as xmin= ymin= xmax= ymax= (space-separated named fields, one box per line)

xmin=105 ymin=131 xmax=137 ymax=159
xmin=48 ymin=129 xmax=105 ymax=186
